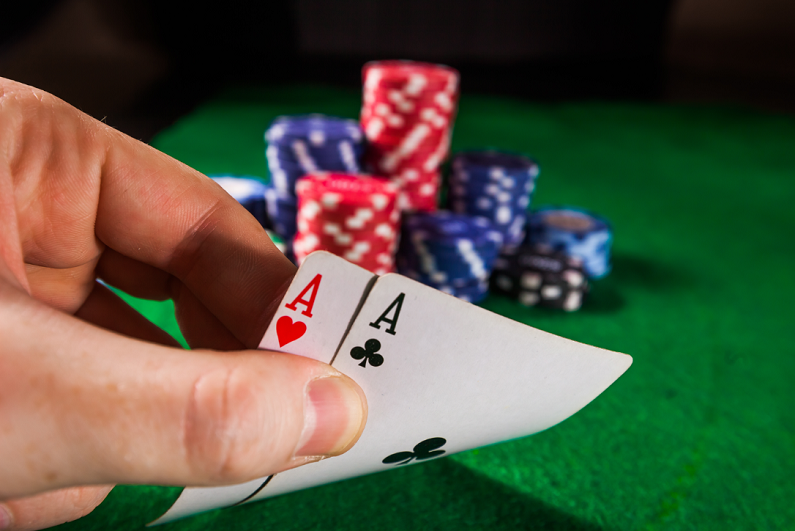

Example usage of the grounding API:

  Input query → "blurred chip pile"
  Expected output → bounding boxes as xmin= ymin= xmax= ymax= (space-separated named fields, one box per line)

xmin=215 ymin=60 xmax=614 ymax=312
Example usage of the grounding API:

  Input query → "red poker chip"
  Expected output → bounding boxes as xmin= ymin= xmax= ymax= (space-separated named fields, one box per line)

xmin=296 ymin=245 xmax=398 ymax=263
xmin=294 ymin=233 xmax=397 ymax=258
xmin=361 ymin=61 xmax=459 ymax=213
xmin=294 ymin=241 xmax=396 ymax=274
xmin=362 ymin=126 xmax=450 ymax=148
xmin=296 ymin=172 xmax=399 ymax=202
xmin=361 ymin=104 xmax=456 ymax=125
xmin=298 ymin=225 xmax=400 ymax=247
xmin=363 ymin=60 xmax=459 ymax=89
xmin=295 ymin=172 xmax=402 ymax=273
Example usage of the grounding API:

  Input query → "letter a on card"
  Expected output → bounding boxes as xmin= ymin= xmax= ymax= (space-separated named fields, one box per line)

xmin=259 ymin=251 xmax=377 ymax=363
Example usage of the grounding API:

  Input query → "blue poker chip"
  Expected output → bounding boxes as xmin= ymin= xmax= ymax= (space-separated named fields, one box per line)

xmin=447 ymin=150 xmax=539 ymax=248
xmin=404 ymin=211 xmax=502 ymax=247
xmin=211 ymin=176 xmax=270 ymax=229
xmin=400 ymin=268 xmax=490 ymax=303
xmin=264 ymin=186 xmax=298 ymax=245
xmin=397 ymin=211 xmax=501 ymax=293
xmin=449 ymin=280 xmax=490 ymax=303
xmin=265 ymin=115 xmax=365 ymax=197
xmin=452 ymin=150 xmax=540 ymax=176
xmin=525 ymin=206 xmax=613 ymax=278
xmin=265 ymin=114 xmax=363 ymax=143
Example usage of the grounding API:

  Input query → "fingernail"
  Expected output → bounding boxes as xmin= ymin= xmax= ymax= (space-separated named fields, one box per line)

xmin=296 ymin=376 xmax=366 ymax=457
xmin=0 ymin=505 xmax=11 ymax=530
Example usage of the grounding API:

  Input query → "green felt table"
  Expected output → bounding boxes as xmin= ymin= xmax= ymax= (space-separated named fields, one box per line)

xmin=53 ymin=86 xmax=795 ymax=530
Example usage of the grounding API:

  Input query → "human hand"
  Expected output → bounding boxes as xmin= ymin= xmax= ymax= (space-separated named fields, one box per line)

xmin=0 ymin=78 xmax=367 ymax=530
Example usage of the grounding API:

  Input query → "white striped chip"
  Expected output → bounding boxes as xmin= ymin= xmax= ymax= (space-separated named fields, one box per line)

xmin=291 ymin=140 xmax=318 ymax=173
xmin=419 ymin=183 xmax=435 ymax=196
xmin=563 ymin=291 xmax=582 ymax=311
xmin=541 ymin=285 xmax=562 ymax=299
xmin=338 ymin=141 xmax=358 ymax=173
xmin=405 ymin=74 xmax=428 ymax=96
xmin=520 ymin=272 xmax=542 ymax=289
xmin=321 ymin=192 xmax=341 ymax=209
xmin=374 ymin=223 xmax=394 ymax=239
xmin=322 ymin=223 xmax=341 ymax=235
xmin=365 ymin=118 xmax=385 ymax=140
xmin=563 ymin=270 xmax=584 ymax=288
xmin=301 ymin=200 xmax=321 ymax=219
xmin=489 ymin=168 xmax=505 ymax=180
xmin=334 ymin=232 xmax=353 ymax=246
xmin=435 ymin=92 xmax=452 ymax=111
xmin=518 ymin=291 xmax=539 ymax=306
xmin=496 ymin=206 xmax=512 ymax=224
xmin=352 ymin=241 xmax=371 ymax=253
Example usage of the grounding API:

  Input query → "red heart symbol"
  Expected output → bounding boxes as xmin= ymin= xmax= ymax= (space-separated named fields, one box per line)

xmin=276 ymin=315 xmax=306 ymax=347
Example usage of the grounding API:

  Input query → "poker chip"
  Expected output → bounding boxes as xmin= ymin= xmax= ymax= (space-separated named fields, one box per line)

xmin=264 ymin=186 xmax=299 ymax=257
xmin=211 ymin=175 xmax=270 ymax=229
xmin=490 ymin=244 xmax=589 ymax=311
xmin=265 ymin=114 xmax=365 ymax=197
xmin=292 ymin=172 xmax=400 ymax=274
xmin=396 ymin=211 xmax=502 ymax=302
xmin=447 ymin=150 xmax=539 ymax=248
xmin=526 ymin=206 xmax=613 ymax=278
xmin=360 ymin=61 xmax=460 ymax=212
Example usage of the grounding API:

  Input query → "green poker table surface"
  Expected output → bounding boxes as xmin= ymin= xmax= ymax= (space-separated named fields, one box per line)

xmin=53 ymin=86 xmax=795 ymax=530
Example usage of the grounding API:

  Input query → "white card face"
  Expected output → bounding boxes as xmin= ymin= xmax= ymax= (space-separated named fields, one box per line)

xmin=240 ymin=273 xmax=632 ymax=502
xmin=258 ymin=250 xmax=376 ymax=362
xmin=152 ymin=251 xmax=375 ymax=525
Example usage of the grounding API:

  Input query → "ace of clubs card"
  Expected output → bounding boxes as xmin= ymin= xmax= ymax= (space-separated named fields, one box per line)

xmin=154 ymin=253 xmax=631 ymax=524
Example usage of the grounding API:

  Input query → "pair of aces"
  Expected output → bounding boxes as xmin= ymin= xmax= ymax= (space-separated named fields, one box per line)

xmin=154 ymin=251 xmax=632 ymax=524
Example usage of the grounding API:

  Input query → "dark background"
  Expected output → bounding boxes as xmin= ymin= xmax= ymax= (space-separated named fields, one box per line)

xmin=2 ymin=0 xmax=794 ymax=142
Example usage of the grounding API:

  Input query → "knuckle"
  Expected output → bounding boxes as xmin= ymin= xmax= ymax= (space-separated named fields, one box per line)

xmin=3 ymin=486 xmax=111 ymax=530
xmin=57 ymin=486 xmax=111 ymax=520
xmin=182 ymin=364 xmax=295 ymax=482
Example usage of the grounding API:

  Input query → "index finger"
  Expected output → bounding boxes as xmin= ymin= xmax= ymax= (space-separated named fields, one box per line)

xmin=96 ymin=125 xmax=296 ymax=347
xmin=2 ymin=77 xmax=294 ymax=347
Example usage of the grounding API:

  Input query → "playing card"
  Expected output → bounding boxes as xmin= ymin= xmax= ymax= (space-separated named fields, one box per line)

xmin=232 ymin=273 xmax=632 ymax=503
xmin=258 ymin=250 xmax=376 ymax=362
xmin=152 ymin=252 xmax=375 ymax=524
xmin=154 ymin=266 xmax=631 ymax=524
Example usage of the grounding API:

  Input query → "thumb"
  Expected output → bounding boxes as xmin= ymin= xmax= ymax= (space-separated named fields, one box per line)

xmin=0 ymin=282 xmax=367 ymax=499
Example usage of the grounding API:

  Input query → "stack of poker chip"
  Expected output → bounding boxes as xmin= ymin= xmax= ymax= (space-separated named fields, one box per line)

xmin=264 ymin=186 xmax=298 ymax=256
xmin=264 ymin=115 xmax=366 ymax=251
xmin=396 ymin=212 xmax=503 ymax=303
xmin=491 ymin=245 xmax=589 ymax=311
xmin=211 ymin=176 xmax=270 ymax=230
xmin=526 ymin=206 xmax=613 ymax=278
xmin=447 ymin=151 xmax=539 ymax=248
xmin=293 ymin=173 xmax=400 ymax=275
xmin=360 ymin=60 xmax=460 ymax=212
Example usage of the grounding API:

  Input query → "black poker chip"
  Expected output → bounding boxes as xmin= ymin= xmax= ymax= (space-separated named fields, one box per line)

xmin=490 ymin=244 xmax=589 ymax=311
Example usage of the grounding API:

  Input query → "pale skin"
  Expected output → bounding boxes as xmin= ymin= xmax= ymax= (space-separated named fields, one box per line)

xmin=0 ymin=78 xmax=367 ymax=530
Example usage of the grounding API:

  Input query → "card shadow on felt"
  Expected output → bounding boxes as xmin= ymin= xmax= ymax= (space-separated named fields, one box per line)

xmin=186 ymin=458 xmax=606 ymax=531
xmin=580 ymin=252 xmax=694 ymax=314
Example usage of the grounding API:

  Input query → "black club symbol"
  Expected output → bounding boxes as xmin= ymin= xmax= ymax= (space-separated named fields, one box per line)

xmin=382 ymin=437 xmax=447 ymax=466
xmin=350 ymin=338 xmax=384 ymax=368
